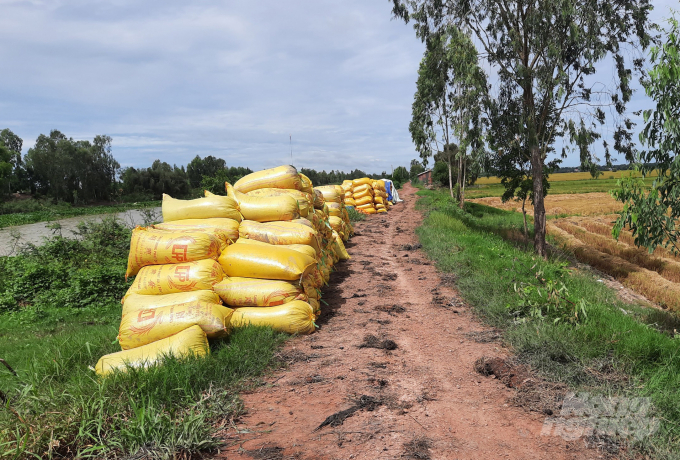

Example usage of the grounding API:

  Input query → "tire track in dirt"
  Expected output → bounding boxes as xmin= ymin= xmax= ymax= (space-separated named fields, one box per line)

xmin=219 ymin=184 xmax=597 ymax=459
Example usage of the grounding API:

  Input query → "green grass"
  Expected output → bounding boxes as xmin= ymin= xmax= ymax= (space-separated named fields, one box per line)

xmin=0 ymin=200 xmax=160 ymax=228
xmin=0 ymin=218 xmax=287 ymax=459
xmin=347 ymin=206 xmax=366 ymax=223
xmin=466 ymin=177 xmax=636 ymax=198
xmin=416 ymin=189 xmax=680 ymax=458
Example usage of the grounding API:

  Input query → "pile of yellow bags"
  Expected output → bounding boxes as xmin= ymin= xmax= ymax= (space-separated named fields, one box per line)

xmin=371 ymin=180 xmax=390 ymax=213
xmin=225 ymin=166 xmax=350 ymax=334
xmin=345 ymin=177 xmax=390 ymax=214
xmin=96 ymin=165 xmax=353 ymax=376
xmin=314 ymin=185 xmax=353 ymax=241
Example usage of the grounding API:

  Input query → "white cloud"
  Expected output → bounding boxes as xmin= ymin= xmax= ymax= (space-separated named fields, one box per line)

xmin=0 ymin=0 xmax=674 ymax=172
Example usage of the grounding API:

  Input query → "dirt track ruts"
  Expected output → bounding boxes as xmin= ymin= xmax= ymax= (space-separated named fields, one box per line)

xmin=219 ymin=184 xmax=597 ymax=460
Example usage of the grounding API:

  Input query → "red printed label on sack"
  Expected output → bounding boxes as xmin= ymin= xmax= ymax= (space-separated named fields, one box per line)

xmin=171 ymin=244 xmax=188 ymax=262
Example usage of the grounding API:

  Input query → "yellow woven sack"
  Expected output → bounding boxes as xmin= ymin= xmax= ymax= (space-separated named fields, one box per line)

xmin=354 ymin=195 xmax=373 ymax=206
xmin=361 ymin=207 xmax=377 ymax=215
xmin=357 ymin=202 xmax=376 ymax=210
xmin=153 ymin=218 xmax=239 ymax=251
xmin=353 ymin=177 xmax=372 ymax=187
xmin=341 ymin=180 xmax=353 ymax=191
xmin=224 ymin=184 xmax=299 ymax=222
xmin=239 ymin=220 xmax=321 ymax=254
xmin=126 ymin=227 xmax=221 ymax=279
xmin=122 ymin=291 xmax=221 ymax=315
xmin=309 ymin=298 xmax=320 ymax=318
xmin=328 ymin=216 xmax=345 ymax=234
xmin=375 ymin=203 xmax=386 ymax=210
xmin=353 ymin=183 xmax=373 ymax=195
xmin=162 ymin=193 xmax=241 ymax=222
xmin=377 ymin=208 xmax=387 ymax=213
xmin=327 ymin=202 xmax=344 ymax=217
xmin=346 ymin=198 xmax=356 ymax=207
xmin=332 ymin=232 xmax=350 ymax=261
xmin=246 ymin=188 xmax=312 ymax=217
xmin=126 ymin=259 xmax=224 ymax=297
xmin=290 ymin=217 xmax=314 ymax=229
xmin=213 ymin=277 xmax=307 ymax=307
xmin=233 ymin=165 xmax=302 ymax=193
xmin=95 ymin=325 xmax=208 ymax=376
xmin=372 ymin=180 xmax=386 ymax=191
xmin=313 ymin=190 xmax=325 ymax=209
xmin=374 ymin=196 xmax=385 ymax=205
xmin=219 ymin=244 xmax=316 ymax=281
xmin=119 ymin=301 xmax=232 ymax=350
xmin=235 ymin=238 xmax=317 ymax=260
xmin=230 ymin=301 xmax=316 ymax=334
xmin=315 ymin=186 xmax=342 ymax=203
xmin=299 ymin=173 xmax=314 ymax=194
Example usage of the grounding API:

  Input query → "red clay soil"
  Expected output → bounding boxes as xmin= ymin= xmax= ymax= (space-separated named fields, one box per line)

xmin=219 ymin=184 xmax=599 ymax=460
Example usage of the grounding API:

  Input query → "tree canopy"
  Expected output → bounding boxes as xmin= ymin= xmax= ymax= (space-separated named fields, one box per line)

xmin=409 ymin=25 xmax=487 ymax=202
xmin=614 ymin=15 xmax=680 ymax=255
xmin=25 ymin=131 xmax=119 ymax=203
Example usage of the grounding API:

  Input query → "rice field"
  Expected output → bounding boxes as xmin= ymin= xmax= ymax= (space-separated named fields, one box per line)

xmin=471 ymin=193 xmax=622 ymax=217
xmin=475 ymin=169 xmax=656 ymax=185
xmin=548 ymin=217 xmax=680 ymax=309
xmin=471 ymin=192 xmax=680 ymax=310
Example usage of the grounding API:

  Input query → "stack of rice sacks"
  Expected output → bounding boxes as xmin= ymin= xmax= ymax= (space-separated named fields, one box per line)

xmin=314 ymin=185 xmax=353 ymax=243
xmin=372 ymin=180 xmax=390 ymax=213
xmin=342 ymin=180 xmax=355 ymax=208
xmin=221 ymin=165 xmax=351 ymax=335
xmin=95 ymin=193 xmax=242 ymax=375
xmin=351 ymin=177 xmax=377 ymax=214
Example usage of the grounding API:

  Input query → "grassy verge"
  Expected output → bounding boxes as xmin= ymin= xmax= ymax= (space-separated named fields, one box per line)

xmin=0 ymin=218 xmax=286 ymax=458
xmin=0 ymin=201 xmax=160 ymax=228
xmin=416 ymin=189 xmax=680 ymax=458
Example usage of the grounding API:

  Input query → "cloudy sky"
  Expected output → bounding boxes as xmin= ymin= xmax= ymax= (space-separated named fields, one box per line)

xmin=0 ymin=1 xmax=674 ymax=173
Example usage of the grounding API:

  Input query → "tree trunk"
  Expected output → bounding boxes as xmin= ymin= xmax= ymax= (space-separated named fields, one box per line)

xmin=531 ymin=144 xmax=547 ymax=257
xmin=456 ymin=149 xmax=463 ymax=204
xmin=448 ymin=161 xmax=454 ymax=198
xmin=523 ymin=72 xmax=546 ymax=258
xmin=521 ymin=197 xmax=529 ymax=242
xmin=459 ymin=155 xmax=466 ymax=209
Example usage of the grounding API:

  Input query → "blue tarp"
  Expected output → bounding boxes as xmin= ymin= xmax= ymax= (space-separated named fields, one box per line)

xmin=381 ymin=179 xmax=394 ymax=201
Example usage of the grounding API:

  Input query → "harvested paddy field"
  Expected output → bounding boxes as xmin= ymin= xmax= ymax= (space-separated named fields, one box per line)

xmin=548 ymin=216 xmax=680 ymax=310
xmin=471 ymin=193 xmax=622 ymax=217
xmin=471 ymin=194 xmax=680 ymax=310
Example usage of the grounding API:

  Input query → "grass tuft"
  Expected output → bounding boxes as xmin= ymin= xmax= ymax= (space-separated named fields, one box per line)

xmin=347 ymin=206 xmax=366 ymax=223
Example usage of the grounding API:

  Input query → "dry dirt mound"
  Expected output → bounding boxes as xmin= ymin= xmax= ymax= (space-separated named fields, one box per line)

xmin=219 ymin=184 xmax=597 ymax=459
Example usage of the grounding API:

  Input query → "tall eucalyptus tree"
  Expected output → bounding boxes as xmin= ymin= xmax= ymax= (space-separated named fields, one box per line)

xmin=393 ymin=0 xmax=653 ymax=256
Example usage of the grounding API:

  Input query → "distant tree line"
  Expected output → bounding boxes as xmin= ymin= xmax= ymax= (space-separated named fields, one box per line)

xmin=0 ymin=128 xmax=409 ymax=205
xmin=298 ymin=168 xmax=392 ymax=187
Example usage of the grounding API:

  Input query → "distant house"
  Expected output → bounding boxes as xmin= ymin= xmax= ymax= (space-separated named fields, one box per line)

xmin=417 ymin=169 xmax=433 ymax=186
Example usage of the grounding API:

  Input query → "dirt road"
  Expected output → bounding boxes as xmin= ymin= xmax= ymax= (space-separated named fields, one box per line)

xmin=221 ymin=184 xmax=596 ymax=459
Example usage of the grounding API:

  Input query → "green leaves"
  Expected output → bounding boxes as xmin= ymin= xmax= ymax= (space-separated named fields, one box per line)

xmin=615 ymin=14 xmax=680 ymax=256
